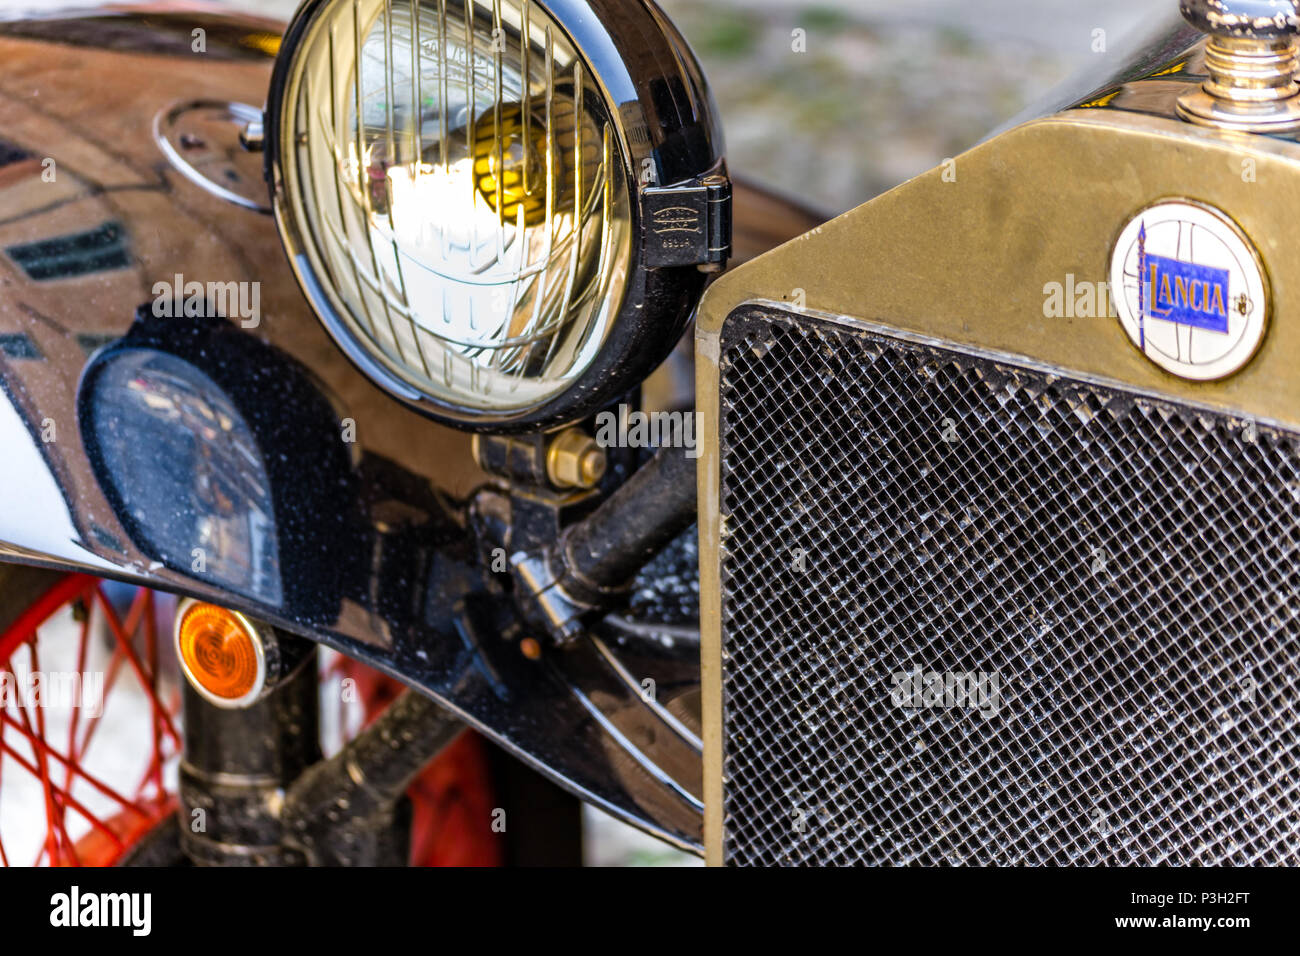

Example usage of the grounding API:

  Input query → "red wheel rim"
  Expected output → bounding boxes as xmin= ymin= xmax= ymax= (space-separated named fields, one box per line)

xmin=2 ymin=573 xmax=503 ymax=867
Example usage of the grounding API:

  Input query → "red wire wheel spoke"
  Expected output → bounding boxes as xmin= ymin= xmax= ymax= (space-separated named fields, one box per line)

xmin=0 ymin=575 xmax=179 ymax=866
xmin=0 ymin=573 xmax=503 ymax=867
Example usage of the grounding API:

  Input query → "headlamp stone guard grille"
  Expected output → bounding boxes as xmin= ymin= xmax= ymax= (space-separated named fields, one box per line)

xmin=717 ymin=304 xmax=1300 ymax=866
xmin=266 ymin=0 xmax=726 ymax=431
xmin=277 ymin=0 xmax=627 ymax=412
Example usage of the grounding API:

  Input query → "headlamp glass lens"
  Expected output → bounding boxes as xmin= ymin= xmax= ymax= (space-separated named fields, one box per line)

xmin=281 ymin=0 xmax=632 ymax=413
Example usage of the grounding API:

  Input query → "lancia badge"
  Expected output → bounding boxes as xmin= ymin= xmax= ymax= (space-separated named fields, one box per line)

xmin=1109 ymin=200 xmax=1268 ymax=381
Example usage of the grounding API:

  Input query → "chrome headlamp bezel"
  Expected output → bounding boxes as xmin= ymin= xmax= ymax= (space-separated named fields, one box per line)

xmin=265 ymin=0 xmax=727 ymax=432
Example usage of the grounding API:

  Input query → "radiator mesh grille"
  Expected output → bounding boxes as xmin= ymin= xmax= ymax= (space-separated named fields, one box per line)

xmin=718 ymin=306 xmax=1300 ymax=866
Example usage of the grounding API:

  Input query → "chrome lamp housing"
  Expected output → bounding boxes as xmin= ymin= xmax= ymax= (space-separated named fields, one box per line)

xmin=265 ymin=0 xmax=728 ymax=432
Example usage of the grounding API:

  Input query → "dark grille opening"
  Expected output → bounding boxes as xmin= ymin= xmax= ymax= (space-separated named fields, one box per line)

xmin=718 ymin=306 xmax=1300 ymax=866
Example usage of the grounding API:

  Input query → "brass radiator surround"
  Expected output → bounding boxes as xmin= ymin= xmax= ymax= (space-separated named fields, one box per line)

xmin=696 ymin=109 xmax=1300 ymax=865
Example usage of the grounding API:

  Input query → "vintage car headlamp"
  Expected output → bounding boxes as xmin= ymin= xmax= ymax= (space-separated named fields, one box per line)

xmin=267 ymin=0 xmax=728 ymax=430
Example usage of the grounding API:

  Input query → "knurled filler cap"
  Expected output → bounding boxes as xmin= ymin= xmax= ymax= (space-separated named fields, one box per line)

xmin=1177 ymin=0 xmax=1300 ymax=132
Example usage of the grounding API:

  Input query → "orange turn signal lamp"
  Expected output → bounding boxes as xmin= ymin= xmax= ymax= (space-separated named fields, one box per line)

xmin=175 ymin=600 xmax=268 ymax=709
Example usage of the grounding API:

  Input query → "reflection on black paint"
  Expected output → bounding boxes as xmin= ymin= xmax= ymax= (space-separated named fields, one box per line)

xmin=5 ymin=221 xmax=131 ymax=281
xmin=0 ymin=139 xmax=33 ymax=169
xmin=85 ymin=348 xmax=282 ymax=603
xmin=0 ymin=333 xmax=43 ymax=360
xmin=79 ymin=307 xmax=363 ymax=622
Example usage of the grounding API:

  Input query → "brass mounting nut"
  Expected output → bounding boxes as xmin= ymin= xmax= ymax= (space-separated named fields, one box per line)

xmin=546 ymin=429 xmax=606 ymax=490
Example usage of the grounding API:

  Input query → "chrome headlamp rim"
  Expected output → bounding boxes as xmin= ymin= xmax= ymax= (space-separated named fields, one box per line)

xmin=265 ymin=0 xmax=726 ymax=433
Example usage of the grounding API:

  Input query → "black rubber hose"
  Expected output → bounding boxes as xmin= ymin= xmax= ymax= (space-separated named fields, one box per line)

xmin=558 ymin=445 xmax=697 ymax=596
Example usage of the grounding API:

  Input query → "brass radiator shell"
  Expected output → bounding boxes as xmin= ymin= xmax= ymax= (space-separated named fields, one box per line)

xmin=697 ymin=110 xmax=1300 ymax=865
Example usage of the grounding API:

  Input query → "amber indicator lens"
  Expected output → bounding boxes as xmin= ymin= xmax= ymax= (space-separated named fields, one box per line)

xmin=176 ymin=603 xmax=263 ymax=702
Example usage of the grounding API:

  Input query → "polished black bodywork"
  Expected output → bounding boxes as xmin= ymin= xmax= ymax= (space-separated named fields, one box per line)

xmin=0 ymin=4 xmax=704 ymax=850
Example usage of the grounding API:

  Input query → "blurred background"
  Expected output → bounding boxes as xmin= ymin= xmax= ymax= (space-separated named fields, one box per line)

xmin=3 ymin=0 xmax=1170 ymax=212
xmin=0 ymin=0 xmax=1170 ymax=864
xmin=657 ymin=0 xmax=1169 ymax=213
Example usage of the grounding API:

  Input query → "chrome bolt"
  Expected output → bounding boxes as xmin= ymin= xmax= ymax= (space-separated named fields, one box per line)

xmin=239 ymin=116 xmax=265 ymax=152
